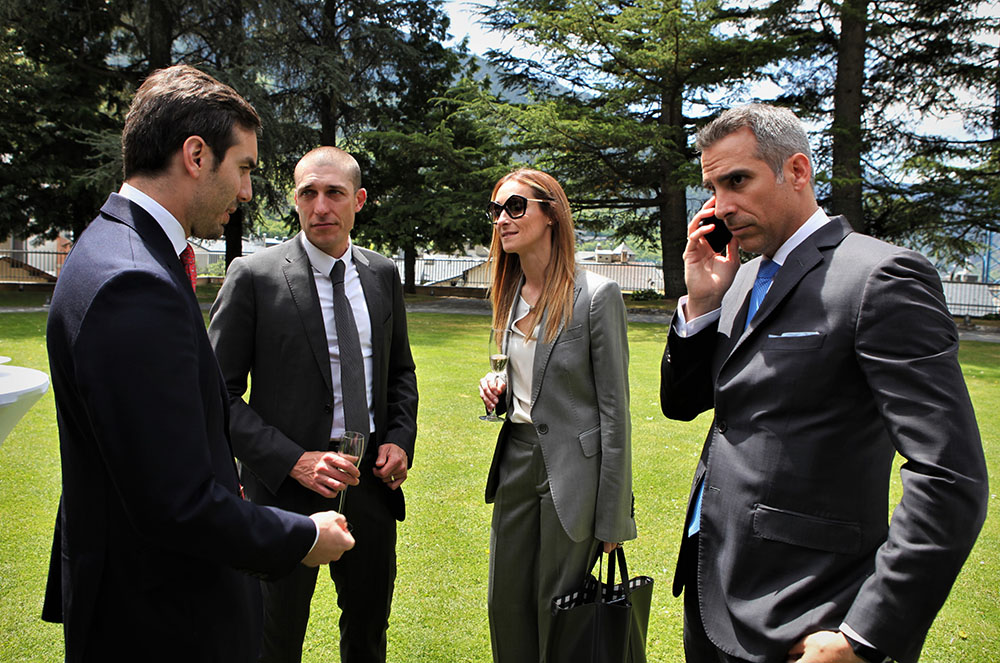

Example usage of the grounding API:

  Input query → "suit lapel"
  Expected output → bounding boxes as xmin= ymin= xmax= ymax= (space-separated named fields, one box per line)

xmin=353 ymin=245 xmax=383 ymax=400
xmin=282 ymin=235 xmax=334 ymax=394
xmin=530 ymin=273 xmax=583 ymax=406
xmin=101 ymin=193 xmax=193 ymax=300
xmin=725 ymin=217 xmax=853 ymax=360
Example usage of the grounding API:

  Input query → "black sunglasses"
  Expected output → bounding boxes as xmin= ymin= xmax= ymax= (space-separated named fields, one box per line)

xmin=486 ymin=194 xmax=550 ymax=223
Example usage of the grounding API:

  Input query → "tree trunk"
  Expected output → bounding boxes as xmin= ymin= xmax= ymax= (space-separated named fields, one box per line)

xmin=403 ymin=245 xmax=416 ymax=294
xmin=147 ymin=0 xmax=173 ymax=70
xmin=225 ymin=207 xmax=244 ymax=269
xmin=831 ymin=0 xmax=868 ymax=231
xmin=660 ymin=93 xmax=688 ymax=299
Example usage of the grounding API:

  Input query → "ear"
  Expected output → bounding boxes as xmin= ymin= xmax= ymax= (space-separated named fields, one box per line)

xmin=786 ymin=153 xmax=812 ymax=191
xmin=181 ymin=135 xmax=210 ymax=178
xmin=354 ymin=187 xmax=368 ymax=212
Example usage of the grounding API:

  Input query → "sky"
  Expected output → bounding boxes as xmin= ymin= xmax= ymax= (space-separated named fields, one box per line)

xmin=441 ymin=0 xmax=994 ymax=142
xmin=442 ymin=1 xmax=494 ymax=52
xmin=443 ymin=0 xmax=528 ymax=56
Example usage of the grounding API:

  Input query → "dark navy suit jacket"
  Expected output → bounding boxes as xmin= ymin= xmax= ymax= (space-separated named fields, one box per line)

xmin=43 ymin=194 xmax=317 ymax=662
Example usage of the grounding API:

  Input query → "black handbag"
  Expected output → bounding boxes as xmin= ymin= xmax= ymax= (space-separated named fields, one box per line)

xmin=547 ymin=546 xmax=654 ymax=663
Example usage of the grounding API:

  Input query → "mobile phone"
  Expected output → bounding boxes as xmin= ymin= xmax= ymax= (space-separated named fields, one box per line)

xmin=698 ymin=217 xmax=732 ymax=254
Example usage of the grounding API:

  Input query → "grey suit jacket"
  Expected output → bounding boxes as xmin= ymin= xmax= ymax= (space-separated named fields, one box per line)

xmin=661 ymin=217 xmax=988 ymax=663
xmin=486 ymin=269 xmax=637 ymax=544
xmin=208 ymin=234 xmax=418 ymax=520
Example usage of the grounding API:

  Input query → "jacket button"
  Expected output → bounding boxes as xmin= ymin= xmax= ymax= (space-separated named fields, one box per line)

xmin=537 ymin=424 xmax=549 ymax=434
xmin=324 ymin=404 xmax=333 ymax=413
xmin=717 ymin=420 xmax=727 ymax=433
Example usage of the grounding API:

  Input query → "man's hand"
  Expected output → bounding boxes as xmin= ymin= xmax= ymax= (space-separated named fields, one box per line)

xmin=290 ymin=451 xmax=361 ymax=498
xmin=786 ymin=631 xmax=864 ymax=663
xmin=479 ymin=371 xmax=506 ymax=413
xmin=684 ymin=196 xmax=740 ymax=320
xmin=373 ymin=443 xmax=408 ymax=490
xmin=302 ymin=510 xmax=355 ymax=566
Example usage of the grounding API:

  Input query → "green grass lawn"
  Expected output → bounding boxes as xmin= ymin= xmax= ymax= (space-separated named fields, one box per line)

xmin=1 ymin=310 xmax=998 ymax=662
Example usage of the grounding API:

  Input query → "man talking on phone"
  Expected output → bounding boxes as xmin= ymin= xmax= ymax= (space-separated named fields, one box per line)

xmin=660 ymin=104 xmax=987 ymax=663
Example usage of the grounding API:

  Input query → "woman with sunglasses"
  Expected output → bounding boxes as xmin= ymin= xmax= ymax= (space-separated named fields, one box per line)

xmin=478 ymin=168 xmax=637 ymax=662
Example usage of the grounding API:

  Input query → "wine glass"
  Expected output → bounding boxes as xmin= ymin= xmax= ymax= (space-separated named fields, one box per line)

xmin=480 ymin=328 xmax=510 ymax=422
xmin=337 ymin=431 xmax=366 ymax=514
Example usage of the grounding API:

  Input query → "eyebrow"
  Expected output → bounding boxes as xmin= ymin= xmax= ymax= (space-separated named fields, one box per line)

xmin=702 ymin=168 xmax=752 ymax=190
xmin=296 ymin=181 xmax=349 ymax=194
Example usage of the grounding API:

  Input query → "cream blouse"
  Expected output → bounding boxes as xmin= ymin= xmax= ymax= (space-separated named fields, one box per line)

xmin=506 ymin=296 xmax=538 ymax=424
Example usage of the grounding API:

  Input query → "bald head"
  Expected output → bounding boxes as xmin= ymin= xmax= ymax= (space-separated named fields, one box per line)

xmin=294 ymin=146 xmax=362 ymax=192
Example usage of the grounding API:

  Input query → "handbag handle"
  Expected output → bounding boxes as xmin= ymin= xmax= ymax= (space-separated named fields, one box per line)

xmin=606 ymin=546 xmax=630 ymax=592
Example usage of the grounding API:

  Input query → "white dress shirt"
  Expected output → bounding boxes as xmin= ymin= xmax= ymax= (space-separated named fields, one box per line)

xmin=118 ymin=182 xmax=188 ymax=258
xmin=299 ymin=233 xmax=375 ymax=438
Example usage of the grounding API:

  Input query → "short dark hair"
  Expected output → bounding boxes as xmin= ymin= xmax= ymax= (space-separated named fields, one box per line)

xmin=294 ymin=146 xmax=363 ymax=192
xmin=121 ymin=64 xmax=261 ymax=179
xmin=696 ymin=104 xmax=812 ymax=181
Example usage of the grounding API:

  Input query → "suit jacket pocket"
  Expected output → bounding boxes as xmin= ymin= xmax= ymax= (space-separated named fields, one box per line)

xmin=752 ymin=504 xmax=861 ymax=554
xmin=761 ymin=332 xmax=825 ymax=351
xmin=578 ymin=425 xmax=601 ymax=457
xmin=559 ymin=324 xmax=584 ymax=343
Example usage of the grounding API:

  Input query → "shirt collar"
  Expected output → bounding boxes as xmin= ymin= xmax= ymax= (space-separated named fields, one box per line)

xmin=769 ymin=207 xmax=830 ymax=267
xmin=300 ymin=232 xmax=354 ymax=276
xmin=119 ymin=182 xmax=188 ymax=257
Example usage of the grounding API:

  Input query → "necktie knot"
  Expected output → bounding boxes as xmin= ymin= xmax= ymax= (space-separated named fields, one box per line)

xmin=330 ymin=259 xmax=346 ymax=286
xmin=756 ymin=259 xmax=779 ymax=283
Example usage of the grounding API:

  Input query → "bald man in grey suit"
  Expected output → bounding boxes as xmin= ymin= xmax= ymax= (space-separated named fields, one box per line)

xmin=661 ymin=104 xmax=987 ymax=663
xmin=209 ymin=147 xmax=417 ymax=663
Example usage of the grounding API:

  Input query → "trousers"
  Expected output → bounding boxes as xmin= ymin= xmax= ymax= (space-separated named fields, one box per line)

xmin=488 ymin=423 xmax=601 ymax=663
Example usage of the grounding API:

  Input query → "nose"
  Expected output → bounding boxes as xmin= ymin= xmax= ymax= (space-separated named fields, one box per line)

xmin=713 ymin=192 xmax=735 ymax=220
xmin=238 ymin=173 xmax=252 ymax=203
xmin=314 ymin=193 xmax=332 ymax=215
xmin=495 ymin=207 xmax=517 ymax=226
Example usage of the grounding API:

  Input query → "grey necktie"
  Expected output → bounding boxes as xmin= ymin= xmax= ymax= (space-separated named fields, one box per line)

xmin=330 ymin=260 xmax=368 ymax=434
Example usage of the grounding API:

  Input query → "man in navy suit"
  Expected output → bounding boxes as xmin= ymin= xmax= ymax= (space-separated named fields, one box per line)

xmin=43 ymin=64 xmax=356 ymax=663
xmin=661 ymin=104 xmax=987 ymax=663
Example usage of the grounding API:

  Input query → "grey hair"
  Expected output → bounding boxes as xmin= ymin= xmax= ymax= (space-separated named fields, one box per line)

xmin=696 ymin=104 xmax=812 ymax=182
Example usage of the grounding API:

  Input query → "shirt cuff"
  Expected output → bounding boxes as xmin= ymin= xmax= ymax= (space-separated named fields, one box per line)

xmin=840 ymin=622 xmax=876 ymax=648
xmin=673 ymin=295 xmax=721 ymax=337
xmin=303 ymin=520 xmax=321 ymax=562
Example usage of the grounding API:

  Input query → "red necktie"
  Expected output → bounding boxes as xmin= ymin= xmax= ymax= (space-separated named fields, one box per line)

xmin=179 ymin=244 xmax=197 ymax=292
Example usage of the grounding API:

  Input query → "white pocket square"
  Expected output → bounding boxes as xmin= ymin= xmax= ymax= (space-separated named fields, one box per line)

xmin=768 ymin=331 xmax=822 ymax=338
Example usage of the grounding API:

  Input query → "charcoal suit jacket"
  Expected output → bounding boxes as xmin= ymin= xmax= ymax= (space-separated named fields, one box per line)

xmin=207 ymin=233 xmax=418 ymax=520
xmin=660 ymin=216 xmax=988 ymax=663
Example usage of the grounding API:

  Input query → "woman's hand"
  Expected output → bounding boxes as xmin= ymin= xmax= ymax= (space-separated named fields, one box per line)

xmin=603 ymin=541 xmax=620 ymax=553
xmin=479 ymin=372 xmax=507 ymax=412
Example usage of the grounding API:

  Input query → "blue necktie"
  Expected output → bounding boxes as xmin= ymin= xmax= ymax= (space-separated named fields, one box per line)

xmin=745 ymin=259 xmax=780 ymax=329
xmin=687 ymin=258 xmax=780 ymax=538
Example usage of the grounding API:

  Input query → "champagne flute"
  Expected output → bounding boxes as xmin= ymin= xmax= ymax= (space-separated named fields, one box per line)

xmin=337 ymin=431 xmax=366 ymax=514
xmin=480 ymin=328 xmax=510 ymax=422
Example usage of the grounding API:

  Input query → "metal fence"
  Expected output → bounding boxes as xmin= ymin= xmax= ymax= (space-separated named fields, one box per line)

xmin=0 ymin=249 xmax=65 ymax=283
xmin=941 ymin=280 xmax=1000 ymax=317
xmin=393 ymin=257 xmax=666 ymax=293
xmin=6 ymin=247 xmax=1000 ymax=318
